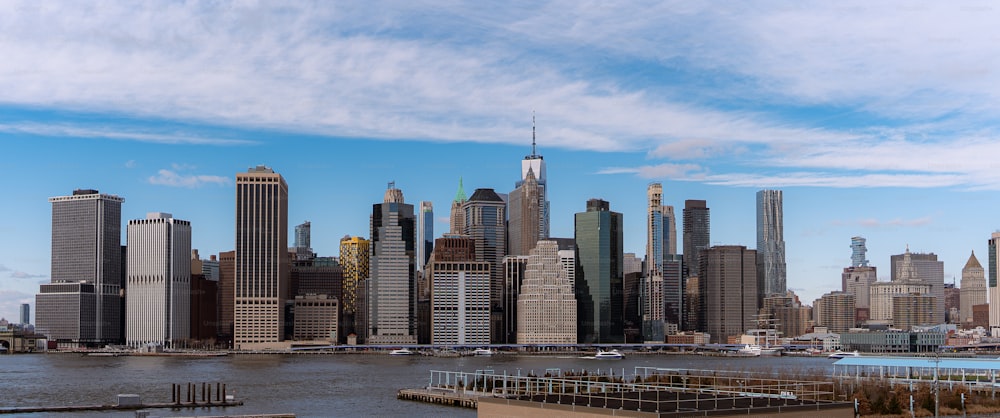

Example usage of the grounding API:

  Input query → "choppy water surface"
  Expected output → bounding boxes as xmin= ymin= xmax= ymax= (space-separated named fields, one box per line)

xmin=0 ymin=352 xmax=836 ymax=417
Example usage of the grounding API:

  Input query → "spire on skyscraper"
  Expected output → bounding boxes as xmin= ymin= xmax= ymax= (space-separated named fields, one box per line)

xmin=525 ymin=111 xmax=542 ymax=160
xmin=454 ymin=177 xmax=467 ymax=203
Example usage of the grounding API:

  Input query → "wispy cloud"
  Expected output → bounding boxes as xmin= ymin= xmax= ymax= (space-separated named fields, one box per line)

xmin=148 ymin=169 xmax=229 ymax=188
xmin=2 ymin=2 xmax=1000 ymax=190
xmin=10 ymin=271 xmax=45 ymax=279
xmin=831 ymin=216 xmax=934 ymax=229
xmin=125 ymin=160 xmax=137 ymax=169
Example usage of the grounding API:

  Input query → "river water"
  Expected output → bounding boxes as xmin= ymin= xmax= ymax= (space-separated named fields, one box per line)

xmin=0 ymin=352 xmax=837 ymax=417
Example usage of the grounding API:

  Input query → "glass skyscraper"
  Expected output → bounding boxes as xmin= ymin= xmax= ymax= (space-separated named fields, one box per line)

xmin=574 ymin=198 xmax=624 ymax=344
xmin=417 ymin=201 xmax=433 ymax=270
xmin=367 ymin=182 xmax=417 ymax=344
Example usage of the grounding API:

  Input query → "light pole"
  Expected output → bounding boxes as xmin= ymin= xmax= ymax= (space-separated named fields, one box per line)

xmin=934 ymin=350 xmax=940 ymax=418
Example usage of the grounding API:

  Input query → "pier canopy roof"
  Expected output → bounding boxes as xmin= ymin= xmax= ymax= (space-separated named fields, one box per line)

xmin=834 ymin=356 xmax=1000 ymax=380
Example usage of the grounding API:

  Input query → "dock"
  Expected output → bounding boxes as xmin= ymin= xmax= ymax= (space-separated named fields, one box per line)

xmin=397 ymin=388 xmax=480 ymax=408
xmin=0 ymin=382 xmax=243 ymax=415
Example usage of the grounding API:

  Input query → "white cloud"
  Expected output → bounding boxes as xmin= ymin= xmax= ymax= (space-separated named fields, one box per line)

xmin=598 ymin=163 xmax=703 ymax=180
xmin=831 ymin=216 xmax=933 ymax=229
xmin=148 ymin=169 xmax=230 ymax=188
xmin=0 ymin=122 xmax=252 ymax=145
xmin=10 ymin=271 xmax=45 ymax=279
xmin=125 ymin=160 xmax=137 ymax=169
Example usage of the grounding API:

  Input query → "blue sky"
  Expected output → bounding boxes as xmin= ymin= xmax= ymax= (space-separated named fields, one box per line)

xmin=3 ymin=1 xmax=1000 ymax=321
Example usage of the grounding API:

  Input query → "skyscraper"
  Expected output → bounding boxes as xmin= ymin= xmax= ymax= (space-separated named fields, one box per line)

xmin=217 ymin=250 xmax=235 ymax=344
xmin=961 ymin=251 xmax=987 ymax=327
xmin=508 ymin=117 xmax=549 ymax=255
xmin=339 ymin=235 xmax=369 ymax=339
xmin=664 ymin=205 xmax=677 ymax=256
xmin=699 ymin=245 xmax=757 ymax=344
xmin=234 ymin=166 xmax=289 ymax=350
xmin=989 ymin=232 xmax=1000 ymax=334
xmin=517 ymin=240 xmax=576 ymax=344
xmin=756 ymin=190 xmax=786 ymax=301
xmin=417 ymin=201 xmax=434 ymax=270
xmin=36 ymin=189 xmax=124 ymax=347
xmin=19 ymin=303 xmax=29 ymax=326
xmin=449 ymin=178 xmax=467 ymax=235
xmin=126 ymin=212 xmax=191 ymax=348
xmin=294 ymin=221 xmax=311 ymax=250
xmin=813 ymin=291 xmax=855 ymax=334
xmin=367 ymin=182 xmax=417 ymax=344
xmin=427 ymin=236 xmax=490 ymax=345
xmin=502 ymin=255 xmax=529 ymax=344
xmin=851 ymin=236 xmax=869 ymax=267
xmin=574 ymin=199 xmax=624 ymax=344
xmin=682 ymin=200 xmax=710 ymax=279
xmin=643 ymin=183 xmax=668 ymax=341
xmin=890 ymin=250 xmax=945 ymax=324
xmin=463 ymin=188 xmax=507 ymax=343
xmin=869 ymin=247 xmax=930 ymax=323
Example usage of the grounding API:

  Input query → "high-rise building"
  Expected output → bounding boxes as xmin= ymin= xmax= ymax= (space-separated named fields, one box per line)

xmin=756 ymin=190 xmax=786 ymax=301
xmin=417 ymin=201 xmax=434 ymax=270
xmin=218 ymin=250 xmax=235 ymax=344
xmin=842 ymin=266 xmax=877 ymax=323
xmin=961 ymin=251 xmax=987 ymax=328
xmin=509 ymin=120 xmax=549 ymax=256
xmin=682 ymin=200 xmax=710 ymax=279
xmin=890 ymin=250 xmax=945 ymax=324
xmin=851 ymin=236 xmax=869 ymax=267
xmin=463 ymin=188 xmax=507 ymax=343
xmin=517 ymin=240 xmax=576 ymax=344
xmin=699 ymin=245 xmax=757 ymax=344
xmin=502 ymin=255 xmax=529 ymax=344
xmin=521 ymin=115 xmax=549 ymax=239
xmin=813 ymin=291 xmax=855 ymax=334
xmin=870 ymin=247 xmax=931 ymax=323
xmin=20 ymin=303 xmax=29 ymax=326
xmin=126 ymin=212 xmax=191 ymax=348
xmin=665 ymin=205 xmax=677 ymax=256
xmin=623 ymin=253 xmax=643 ymax=342
xmin=294 ymin=221 xmax=311 ymax=251
xmin=292 ymin=294 xmax=338 ymax=342
xmin=234 ymin=166 xmax=289 ymax=350
xmin=449 ymin=178 xmax=467 ymax=235
xmin=944 ymin=283 xmax=960 ymax=324
xmin=892 ymin=294 xmax=936 ymax=331
xmin=367 ymin=182 xmax=417 ymax=345
xmin=762 ymin=291 xmax=810 ymax=338
xmin=427 ymin=236 xmax=490 ymax=345
xmin=644 ymin=183 xmax=666 ymax=341
xmin=36 ymin=189 xmax=124 ymax=347
xmin=574 ymin=199 xmax=624 ymax=344
xmin=989 ymin=232 xmax=1000 ymax=334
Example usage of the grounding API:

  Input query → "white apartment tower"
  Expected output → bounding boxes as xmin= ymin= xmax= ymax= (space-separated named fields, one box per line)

xmin=517 ymin=240 xmax=576 ymax=344
xmin=126 ymin=212 xmax=191 ymax=348
xmin=234 ymin=166 xmax=289 ymax=349
xmin=643 ymin=183 xmax=666 ymax=338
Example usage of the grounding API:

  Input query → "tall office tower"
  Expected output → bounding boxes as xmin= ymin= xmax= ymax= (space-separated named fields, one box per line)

xmin=294 ymin=221 xmax=311 ymax=250
xmin=663 ymin=254 xmax=683 ymax=335
xmin=813 ymin=291 xmax=855 ymax=334
xmin=683 ymin=276 xmax=700 ymax=332
xmin=756 ymin=190 xmax=786 ymax=301
xmin=664 ymin=206 xmax=677 ymax=255
xmin=508 ymin=167 xmax=543 ymax=256
xmin=502 ymin=255 xmax=529 ymax=344
xmin=644 ymin=183 xmax=668 ymax=342
xmin=989 ymin=232 xmax=1000 ymax=334
xmin=623 ymin=253 xmax=643 ymax=343
xmin=520 ymin=115 xmax=549 ymax=240
xmin=417 ymin=201 xmax=434 ymax=270
xmin=517 ymin=240 xmax=576 ymax=344
xmin=890 ymin=250 xmax=945 ymax=324
xmin=217 ymin=250 xmax=235 ymax=344
xmin=961 ymin=251 xmax=987 ymax=328
xmin=699 ymin=245 xmax=757 ymax=344
xmin=189 ymin=252 xmax=218 ymax=343
xmin=574 ymin=199 xmax=624 ymax=344
xmin=427 ymin=236 xmax=490 ymax=345
xmin=463 ymin=188 xmax=507 ymax=343
xmin=234 ymin=166 xmax=289 ymax=350
xmin=20 ymin=303 xmax=29 ymax=325
xmin=851 ymin=236 xmax=869 ymax=267
xmin=449 ymin=178 xmax=467 ymax=235
xmin=36 ymin=189 xmax=124 ymax=347
xmin=339 ymin=236 xmax=369 ymax=317
xmin=368 ymin=182 xmax=417 ymax=345
xmin=842 ymin=266 xmax=877 ymax=323
xmin=125 ymin=212 xmax=191 ymax=348
xmin=870 ymin=247 xmax=931 ymax=323
xmin=682 ymin=200 xmax=710 ymax=279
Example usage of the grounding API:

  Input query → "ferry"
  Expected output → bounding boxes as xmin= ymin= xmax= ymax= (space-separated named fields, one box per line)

xmin=473 ymin=348 xmax=496 ymax=356
xmin=827 ymin=350 xmax=860 ymax=359
xmin=594 ymin=349 xmax=624 ymax=359
xmin=737 ymin=344 xmax=762 ymax=357
xmin=389 ymin=348 xmax=414 ymax=356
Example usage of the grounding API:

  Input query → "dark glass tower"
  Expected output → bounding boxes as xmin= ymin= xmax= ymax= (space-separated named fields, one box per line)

xmin=574 ymin=198 xmax=624 ymax=344
xmin=682 ymin=200 xmax=710 ymax=279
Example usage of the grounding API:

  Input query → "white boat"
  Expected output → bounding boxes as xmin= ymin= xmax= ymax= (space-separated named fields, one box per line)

xmin=473 ymin=348 xmax=495 ymax=356
xmin=389 ymin=348 xmax=414 ymax=356
xmin=827 ymin=350 xmax=860 ymax=359
xmin=737 ymin=344 xmax=762 ymax=357
xmin=594 ymin=349 xmax=624 ymax=359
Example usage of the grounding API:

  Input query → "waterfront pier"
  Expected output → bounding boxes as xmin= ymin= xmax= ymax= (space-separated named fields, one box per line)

xmin=0 ymin=382 xmax=243 ymax=415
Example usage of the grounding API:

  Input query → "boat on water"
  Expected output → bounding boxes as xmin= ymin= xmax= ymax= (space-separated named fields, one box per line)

xmin=389 ymin=348 xmax=414 ymax=356
xmin=473 ymin=348 xmax=495 ymax=356
xmin=827 ymin=350 xmax=860 ymax=359
xmin=737 ymin=344 xmax=762 ymax=357
xmin=594 ymin=349 xmax=624 ymax=359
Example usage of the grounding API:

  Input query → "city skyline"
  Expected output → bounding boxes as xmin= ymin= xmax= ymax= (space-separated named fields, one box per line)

xmin=4 ymin=2 xmax=1000 ymax=322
